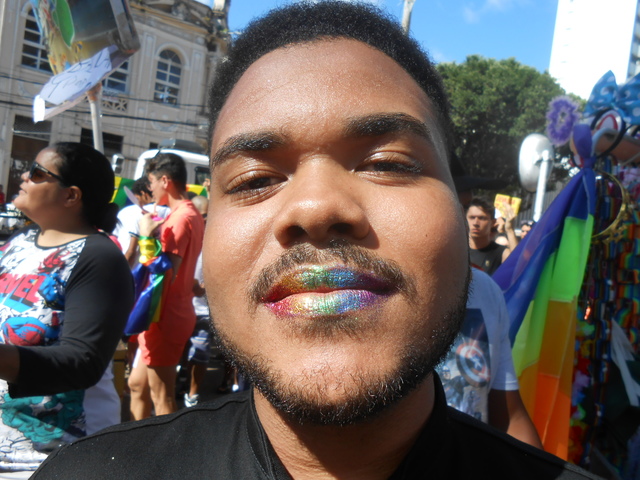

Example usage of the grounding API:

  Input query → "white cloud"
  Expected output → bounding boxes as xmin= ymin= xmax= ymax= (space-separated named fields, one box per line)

xmin=463 ymin=6 xmax=480 ymax=23
xmin=463 ymin=0 xmax=524 ymax=23
xmin=486 ymin=0 xmax=512 ymax=10
xmin=429 ymin=47 xmax=450 ymax=64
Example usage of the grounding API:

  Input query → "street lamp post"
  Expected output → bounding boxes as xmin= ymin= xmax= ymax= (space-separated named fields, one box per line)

xmin=402 ymin=0 xmax=417 ymax=35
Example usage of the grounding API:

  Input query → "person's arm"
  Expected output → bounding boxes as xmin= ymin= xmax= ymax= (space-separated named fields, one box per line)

xmin=9 ymin=235 xmax=135 ymax=397
xmin=124 ymin=233 xmax=139 ymax=266
xmin=138 ymin=212 xmax=183 ymax=279
xmin=0 ymin=344 xmax=20 ymax=383
xmin=488 ymin=389 xmax=543 ymax=449
xmin=501 ymin=203 xmax=519 ymax=254
xmin=475 ymin=268 xmax=541 ymax=448
xmin=166 ymin=253 xmax=182 ymax=280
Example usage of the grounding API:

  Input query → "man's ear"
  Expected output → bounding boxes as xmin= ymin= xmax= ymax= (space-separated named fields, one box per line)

xmin=64 ymin=186 xmax=83 ymax=207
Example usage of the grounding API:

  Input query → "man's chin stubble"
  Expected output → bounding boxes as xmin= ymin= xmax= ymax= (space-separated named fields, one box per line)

xmin=210 ymin=279 xmax=468 ymax=427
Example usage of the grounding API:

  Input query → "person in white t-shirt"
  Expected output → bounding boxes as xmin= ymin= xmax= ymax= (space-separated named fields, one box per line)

xmin=182 ymin=196 xmax=209 ymax=407
xmin=443 ymin=154 xmax=542 ymax=448
xmin=112 ymin=178 xmax=170 ymax=268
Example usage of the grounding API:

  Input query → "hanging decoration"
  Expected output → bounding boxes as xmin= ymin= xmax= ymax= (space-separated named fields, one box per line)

xmin=495 ymin=71 xmax=640 ymax=475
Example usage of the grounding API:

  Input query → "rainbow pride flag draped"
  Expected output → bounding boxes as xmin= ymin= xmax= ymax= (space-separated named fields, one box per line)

xmin=493 ymin=125 xmax=596 ymax=459
xmin=124 ymin=253 xmax=173 ymax=336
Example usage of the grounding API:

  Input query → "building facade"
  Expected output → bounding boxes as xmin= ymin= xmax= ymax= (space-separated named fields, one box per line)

xmin=549 ymin=0 xmax=640 ymax=99
xmin=0 ymin=0 xmax=230 ymax=201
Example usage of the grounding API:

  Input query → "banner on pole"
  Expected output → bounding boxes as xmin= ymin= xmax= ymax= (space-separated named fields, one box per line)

xmin=30 ymin=0 xmax=140 ymax=121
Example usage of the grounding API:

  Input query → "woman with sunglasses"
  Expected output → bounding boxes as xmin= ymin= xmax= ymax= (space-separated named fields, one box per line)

xmin=0 ymin=142 xmax=134 ymax=477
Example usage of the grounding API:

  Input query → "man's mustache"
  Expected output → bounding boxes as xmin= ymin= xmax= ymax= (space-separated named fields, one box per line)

xmin=248 ymin=240 xmax=417 ymax=304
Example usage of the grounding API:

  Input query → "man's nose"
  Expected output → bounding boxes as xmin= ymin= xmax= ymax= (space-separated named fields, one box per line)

xmin=272 ymin=163 xmax=371 ymax=246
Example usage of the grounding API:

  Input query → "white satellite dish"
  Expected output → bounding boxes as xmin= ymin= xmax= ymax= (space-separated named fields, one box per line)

xmin=518 ymin=133 xmax=554 ymax=193
xmin=519 ymin=133 xmax=554 ymax=222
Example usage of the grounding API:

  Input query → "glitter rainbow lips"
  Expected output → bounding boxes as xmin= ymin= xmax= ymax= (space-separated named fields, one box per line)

xmin=262 ymin=265 xmax=392 ymax=317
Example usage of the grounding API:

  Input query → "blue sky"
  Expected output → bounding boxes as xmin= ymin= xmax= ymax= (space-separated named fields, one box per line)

xmin=223 ymin=0 xmax=559 ymax=72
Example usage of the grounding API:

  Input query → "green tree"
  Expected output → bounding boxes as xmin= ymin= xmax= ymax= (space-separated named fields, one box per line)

xmin=437 ymin=55 xmax=567 ymax=196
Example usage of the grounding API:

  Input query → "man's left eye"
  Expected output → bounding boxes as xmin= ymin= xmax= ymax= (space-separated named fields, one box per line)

xmin=359 ymin=153 xmax=422 ymax=175
xmin=366 ymin=161 xmax=419 ymax=173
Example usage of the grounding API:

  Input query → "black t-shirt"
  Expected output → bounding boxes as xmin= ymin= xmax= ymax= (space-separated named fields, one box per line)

xmin=33 ymin=375 xmax=601 ymax=479
xmin=470 ymin=241 xmax=507 ymax=275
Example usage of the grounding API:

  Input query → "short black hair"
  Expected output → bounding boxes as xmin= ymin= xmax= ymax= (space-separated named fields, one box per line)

xmin=207 ymin=1 xmax=451 ymax=153
xmin=52 ymin=142 xmax=118 ymax=232
xmin=468 ymin=197 xmax=495 ymax=219
xmin=131 ymin=177 xmax=151 ymax=196
xmin=145 ymin=153 xmax=187 ymax=192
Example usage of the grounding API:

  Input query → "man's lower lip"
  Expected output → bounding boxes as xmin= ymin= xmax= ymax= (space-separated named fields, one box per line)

xmin=265 ymin=290 xmax=385 ymax=317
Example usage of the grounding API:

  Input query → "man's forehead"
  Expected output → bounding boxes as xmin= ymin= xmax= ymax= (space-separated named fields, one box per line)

xmin=220 ymin=40 xmax=424 ymax=109
xmin=468 ymin=206 xmax=489 ymax=216
xmin=210 ymin=39 xmax=448 ymax=163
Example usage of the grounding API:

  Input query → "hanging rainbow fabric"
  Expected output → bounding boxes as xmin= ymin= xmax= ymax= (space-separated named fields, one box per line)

xmin=493 ymin=124 xmax=596 ymax=459
xmin=124 ymin=252 xmax=173 ymax=336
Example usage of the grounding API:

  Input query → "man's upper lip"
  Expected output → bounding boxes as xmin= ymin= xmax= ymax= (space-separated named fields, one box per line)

xmin=262 ymin=266 xmax=393 ymax=303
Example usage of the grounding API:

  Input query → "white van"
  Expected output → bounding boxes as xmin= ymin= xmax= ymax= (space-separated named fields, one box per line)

xmin=133 ymin=148 xmax=210 ymax=186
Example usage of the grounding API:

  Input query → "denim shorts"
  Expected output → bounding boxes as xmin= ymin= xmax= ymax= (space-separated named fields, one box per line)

xmin=187 ymin=315 xmax=212 ymax=365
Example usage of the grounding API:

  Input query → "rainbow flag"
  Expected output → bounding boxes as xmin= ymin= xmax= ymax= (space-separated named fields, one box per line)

xmin=493 ymin=125 xmax=596 ymax=459
xmin=124 ymin=253 xmax=173 ymax=336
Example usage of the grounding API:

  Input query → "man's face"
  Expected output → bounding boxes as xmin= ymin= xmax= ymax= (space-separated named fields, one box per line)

xmin=205 ymin=39 xmax=469 ymax=425
xmin=147 ymin=173 xmax=167 ymax=205
xmin=466 ymin=206 xmax=494 ymax=242
xmin=137 ymin=191 xmax=153 ymax=206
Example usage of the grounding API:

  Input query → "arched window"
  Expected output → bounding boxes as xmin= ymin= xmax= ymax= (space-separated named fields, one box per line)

xmin=21 ymin=8 xmax=51 ymax=72
xmin=103 ymin=59 xmax=130 ymax=94
xmin=154 ymin=50 xmax=181 ymax=105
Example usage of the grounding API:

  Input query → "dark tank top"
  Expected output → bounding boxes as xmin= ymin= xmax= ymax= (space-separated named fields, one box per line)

xmin=470 ymin=242 xmax=506 ymax=275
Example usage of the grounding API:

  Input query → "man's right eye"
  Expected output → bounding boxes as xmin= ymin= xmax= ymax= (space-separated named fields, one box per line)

xmin=226 ymin=171 xmax=285 ymax=195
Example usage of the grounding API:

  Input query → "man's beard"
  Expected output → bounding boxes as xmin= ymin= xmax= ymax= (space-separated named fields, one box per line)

xmin=211 ymin=241 xmax=469 ymax=427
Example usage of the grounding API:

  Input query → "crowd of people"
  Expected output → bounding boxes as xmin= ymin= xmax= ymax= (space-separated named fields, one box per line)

xmin=0 ymin=144 xmax=219 ymax=477
xmin=0 ymin=1 xmax=601 ymax=479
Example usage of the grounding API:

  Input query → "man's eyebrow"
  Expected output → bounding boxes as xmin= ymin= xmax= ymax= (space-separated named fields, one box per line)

xmin=211 ymin=132 xmax=286 ymax=168
xmin=343 ymin=113 xmax=435 ymax=146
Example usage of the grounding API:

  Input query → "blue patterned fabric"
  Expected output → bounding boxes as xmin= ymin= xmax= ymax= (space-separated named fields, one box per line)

xmin=584 ymin=70 xmax=640 ymax=125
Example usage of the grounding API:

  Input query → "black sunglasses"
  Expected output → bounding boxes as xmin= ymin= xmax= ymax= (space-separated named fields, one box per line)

xmin=28 ymin=162 xmax=69 ymax=186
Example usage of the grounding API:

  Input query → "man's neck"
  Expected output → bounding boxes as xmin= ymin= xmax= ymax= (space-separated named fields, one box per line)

xmin=254 ymin=375 xmax=436 ymax=480
xmin=166 ymin=189 xmax=189 ymax=211
xmin=469 ymin=236 xmax=491 ymax=250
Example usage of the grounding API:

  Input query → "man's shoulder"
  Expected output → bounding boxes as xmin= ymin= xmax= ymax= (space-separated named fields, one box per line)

xmin=445 ymin=408 xmax=601 ymax=479
xmin=165 ymin=200 xmax=203 ymax=226
xmin=469 ymin=268 xmax=501 ymax=297
xmin=116 ymin=204 xmax=140 ymax=221
xmin=94 ymin=391 xmax=251 ymax=437
xmin=32 ymin=392 xmax=253 ymax=479
xmin=476 ymin=241 xmax=506 ymax=253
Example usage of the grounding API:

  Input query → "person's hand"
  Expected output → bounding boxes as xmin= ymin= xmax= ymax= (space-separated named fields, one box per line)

xmin=138 ymin=211 xmax=164 ymax=237
xmin=501 ymin=203 xmax=516 ymax=232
